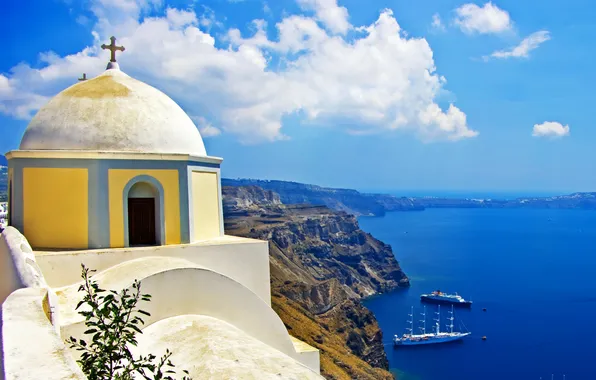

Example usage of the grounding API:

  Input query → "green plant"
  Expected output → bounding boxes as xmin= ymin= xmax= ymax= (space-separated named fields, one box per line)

xmin=67 ymin=264 xmax=191 ymax=380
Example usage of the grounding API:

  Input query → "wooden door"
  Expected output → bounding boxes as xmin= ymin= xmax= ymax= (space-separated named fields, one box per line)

xmin=128 ymin=198 xmax=156 ymax=246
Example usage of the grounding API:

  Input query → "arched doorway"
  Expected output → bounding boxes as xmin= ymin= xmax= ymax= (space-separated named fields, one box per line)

xmin=127 ymin=181 xmax=160 ymax=246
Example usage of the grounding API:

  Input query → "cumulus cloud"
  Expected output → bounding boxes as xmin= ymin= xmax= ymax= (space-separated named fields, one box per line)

xmin=431 ymin=13 xmax=445 ymax=32
xmin=0 ymin=0 xmax=477 ymax=143
xmin=192 ymin=116 xmax=222 ymax=137
xmin=487 ymin=30 xmax=550 ymax=60
xmin=532 ymin=122 xmax=570 ymax=138
xmin=0 ymin=74 xmax=52 ymax=120
xmin=454 ymin=2 xmax=512 ymax=34
xmin=296 ymin=0 xmax=350 ymax=34
xmin=166 ymin=8 xmax=197 ymax=28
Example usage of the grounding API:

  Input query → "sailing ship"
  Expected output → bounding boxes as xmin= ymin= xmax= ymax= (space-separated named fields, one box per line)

xmin=393 ymin=305 xmax=471 ymax=346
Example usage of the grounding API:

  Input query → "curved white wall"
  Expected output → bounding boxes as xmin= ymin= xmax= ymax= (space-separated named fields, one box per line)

xmin=36 ymin=236 xmax=272 ymax=305
xmin=2 ymin=288 xmax=85 ymax=380
xmin=0 ymin=227 xmax=47 ymax=304
xmin=133 ymin=315 xmax=322 ymax=379
xmin=0 ymin=228 xmax=84 ymax=380
xmin=60 ymin=256 xmax=297 ymax=360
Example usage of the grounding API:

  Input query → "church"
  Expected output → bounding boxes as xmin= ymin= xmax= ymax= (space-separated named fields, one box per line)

xmin=0 ymin=37 xmax=321 ymax=379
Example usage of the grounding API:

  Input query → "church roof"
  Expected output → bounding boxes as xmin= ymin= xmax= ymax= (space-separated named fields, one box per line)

xmin=136 ymin=315 xmax=322 ymax=379
xmin=20 ymin=68 xmax=207 ymax=156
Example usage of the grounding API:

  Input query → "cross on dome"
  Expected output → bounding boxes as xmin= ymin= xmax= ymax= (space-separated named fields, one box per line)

xmin=101 ymin=36 xmax=125 ymax=63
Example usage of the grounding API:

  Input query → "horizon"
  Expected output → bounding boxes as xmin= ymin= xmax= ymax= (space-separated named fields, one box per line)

xmin=0 ymin=155 xmax=589 ymax=197
xmin=223 ymin=177 xmax=583 ymax=198
xmin=0 ymin=154 xmax=588 ymax=197
xmin=3 ymin=0 xmax=596 ymax=192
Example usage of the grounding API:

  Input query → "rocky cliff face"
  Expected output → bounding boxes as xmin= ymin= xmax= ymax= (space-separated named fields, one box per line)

xmin=414 ymin=193 xmax=596 ymax=209
xmin=223 ymin=186 xmax=409 ymax=379
xmin=223 ymin=178 xmax=596 ymax=214
xmin=370 ymin=193 xmax=424 ymax=212
xmin=223 ymin=179 xmax=387 ymax=216
xmin=222 ymin=185 xmax=282 ymax=216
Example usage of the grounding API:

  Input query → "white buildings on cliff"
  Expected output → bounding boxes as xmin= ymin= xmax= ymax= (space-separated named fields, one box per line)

xmin=0 ymin=38 xmax=321 ymax=379
xmin=0 ymin=203 xmax=7 ymax=230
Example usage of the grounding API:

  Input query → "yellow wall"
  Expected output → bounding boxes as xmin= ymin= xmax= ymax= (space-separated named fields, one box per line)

xmin=191 ymin=171 xmax=221 ymax=241
xmin=108 ymin=169 xmax=180 ymax=247
xmin=23 ymin=168 xmax=88 ymax=249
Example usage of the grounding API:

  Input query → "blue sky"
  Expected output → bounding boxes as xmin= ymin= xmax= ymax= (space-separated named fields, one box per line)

xmin=1 ymin=0 xmax=595 ymax=193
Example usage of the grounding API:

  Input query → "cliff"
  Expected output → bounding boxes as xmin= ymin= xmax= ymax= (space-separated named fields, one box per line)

xmin=412 ymin=193 xmax=596 ymax=209
xmin=223 ymin=185 xmax=409 ymax=379
xmin=370 ymin=193 xmax=424 ymax=212
xmin=223 ymin=179 xmax=387 ymax=216
xmin=222 ymin=185 xmax=282 ymax=216
xmin=223 ymin=178 xmax=596 ymax=214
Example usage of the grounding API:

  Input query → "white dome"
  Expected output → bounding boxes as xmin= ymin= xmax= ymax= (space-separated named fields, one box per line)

xmin=20 ymin=69 xmax=207 ymax=156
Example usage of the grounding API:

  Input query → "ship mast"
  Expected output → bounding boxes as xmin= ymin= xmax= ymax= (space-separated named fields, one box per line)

xmin=406 ymin=306 xmax=414 ymax=337
xmin=448 ymin=305 xmax=455 ymax=334
xmin=419 ymin=305 xmax=426 ymax=335
xmin=434 ymin=305 xmax=441 ymax=335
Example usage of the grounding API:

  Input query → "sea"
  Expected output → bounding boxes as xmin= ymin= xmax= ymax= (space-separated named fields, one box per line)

xmin=359 ymin=208 xmax=596 ymax=380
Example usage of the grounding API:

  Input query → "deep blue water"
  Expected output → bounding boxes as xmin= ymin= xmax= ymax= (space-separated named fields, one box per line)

xmin=359 ymin=208 xmax=596 ymax=380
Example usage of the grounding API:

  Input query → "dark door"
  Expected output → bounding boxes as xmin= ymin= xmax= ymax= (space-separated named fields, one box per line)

xmin=128 ymin=198 xmax=156 ymax=246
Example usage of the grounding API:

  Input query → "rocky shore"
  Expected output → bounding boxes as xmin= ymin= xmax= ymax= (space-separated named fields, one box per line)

xmin=223 ymin=185 xmax=409 ymax=379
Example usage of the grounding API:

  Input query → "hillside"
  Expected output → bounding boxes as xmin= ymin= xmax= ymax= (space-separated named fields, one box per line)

xmin=222 ymin=179 xmax=390 ymax=216
xmin=415 ymin=193 xmax=596 ymax=209
xmin=223 ymin=185 xmax=409 ymax=379
xmin=224 ymin=178 xmax=596 ymax=214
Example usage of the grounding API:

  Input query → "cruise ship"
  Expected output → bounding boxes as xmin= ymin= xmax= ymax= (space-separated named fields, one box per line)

xmin=393 ymin=305 xmax=471 ymax=346
xmin=420 ymin=290 xmax=472 ymax=307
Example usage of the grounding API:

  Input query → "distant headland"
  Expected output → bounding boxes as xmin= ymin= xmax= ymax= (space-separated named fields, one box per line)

xmin=223 ymin=178 xmax=596 ymax=217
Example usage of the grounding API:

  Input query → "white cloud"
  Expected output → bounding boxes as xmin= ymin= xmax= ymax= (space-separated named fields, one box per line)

xmin=296 ymin=0 xmax=350 ymax=34
xmin=0 ymin=74 xmax=52 ymax=120
xmin=263 ymin=2 xmax=272 ymax=15
xmin=532 ymin=121 xmax=570 ymax=138
xmin=488 ymin=30 xmax=550 ymax=60
xmin=0 ymin=0 xmax=477 ymax=144
xmin=76 ymin=15 xmax=91 ymax=26
xmin=454 ymin=2 xmax=512 ymax=34
xmin=166 ymin=8 xmax=197 ymax=28
xmin=197 ymin=5 xmax=224 ymax=30
xmin=431 ymin=13 xmax=445 ymax=32
xmin=192 ymin=116 xmax=221 ymax=137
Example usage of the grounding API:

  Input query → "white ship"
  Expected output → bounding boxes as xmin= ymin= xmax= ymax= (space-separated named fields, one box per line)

xmin=393 ymin=305 xmax=470 ymax=346
xmin=420 ymin=290 xmax=472 ymax=307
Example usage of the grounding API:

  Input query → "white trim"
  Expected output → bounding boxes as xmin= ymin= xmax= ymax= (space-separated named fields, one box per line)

xmin=5 ymin=150 xmax=223 ymax=164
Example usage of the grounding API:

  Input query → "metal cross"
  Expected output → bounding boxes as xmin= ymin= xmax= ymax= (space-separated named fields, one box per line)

xmin=78 ymin=73 xmax=87 ymax=81
xmin=101 ymin=36 xmax=125 ymax=63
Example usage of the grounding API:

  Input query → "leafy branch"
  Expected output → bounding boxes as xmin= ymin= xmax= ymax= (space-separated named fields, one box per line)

xmin=66 ymin=264 xmax=191 ymax=380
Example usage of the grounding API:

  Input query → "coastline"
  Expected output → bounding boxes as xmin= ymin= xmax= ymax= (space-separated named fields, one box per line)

xmin=221 ymin=178 xmax=596 ymax=217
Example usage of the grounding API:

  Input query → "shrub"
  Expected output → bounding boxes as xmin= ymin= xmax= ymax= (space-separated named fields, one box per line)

xmin=67 ymin=264 xmax=191 ymax=380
